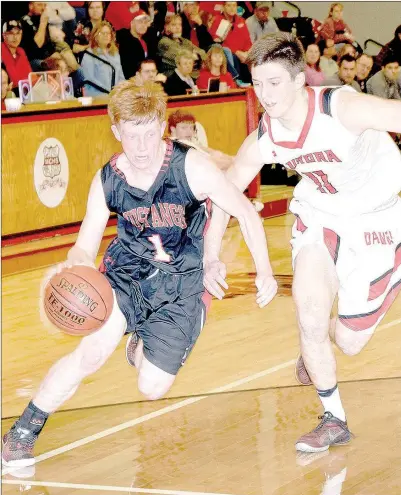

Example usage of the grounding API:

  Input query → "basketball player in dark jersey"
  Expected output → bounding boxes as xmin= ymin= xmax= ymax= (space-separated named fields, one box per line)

xmin=2 ymin=81 xmax=278 ymax=468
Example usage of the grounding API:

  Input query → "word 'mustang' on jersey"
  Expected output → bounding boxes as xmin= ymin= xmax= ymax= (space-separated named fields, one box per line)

xmin=285 ymin=150 xmax=341 ymax=170
xmin=123 ymin=203 xmax=187 ymax=230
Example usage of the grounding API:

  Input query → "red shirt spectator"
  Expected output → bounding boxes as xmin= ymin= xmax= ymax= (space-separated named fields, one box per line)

xmin=105 ymin=1 xmax=140 ymax=31
xmin=319 ymin=3 xmax=354 ymax=45
xmin=196 ymin=45 xmax=237 ymax=90
xmin=1 ymin=20 xmax=32 ymax=90
xmin=209 ymin=13 xmax=252 ymax=54
xmin=197 ymin=69 xmax=235 ymax=90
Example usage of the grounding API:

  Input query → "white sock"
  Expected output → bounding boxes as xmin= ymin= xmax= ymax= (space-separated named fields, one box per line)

xmin=322 ymin=467 xmax=347 ymax=495
xmin=317 ymin=385 xmax=346 ymax=422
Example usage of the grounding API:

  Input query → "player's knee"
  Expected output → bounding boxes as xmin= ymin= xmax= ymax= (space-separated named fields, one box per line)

xmin=137 ymin=376 xmax=173 ymax=401
xmin=335 ymin=335 xmax=366 ymax=356
xmin=79 ymin=346 xmax=108 ymax=375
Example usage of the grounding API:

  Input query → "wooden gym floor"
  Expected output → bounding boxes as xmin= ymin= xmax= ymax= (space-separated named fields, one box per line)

xmin=2 ymin=212 xmax=400 ymax=495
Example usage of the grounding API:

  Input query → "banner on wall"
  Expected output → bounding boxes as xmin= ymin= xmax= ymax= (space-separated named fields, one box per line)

xmin=34 ymin=138 xmax=69 ymax=208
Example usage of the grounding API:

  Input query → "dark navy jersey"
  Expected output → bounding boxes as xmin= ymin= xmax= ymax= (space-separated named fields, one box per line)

xmin=101 ymin=139 xmax=211 ymax=275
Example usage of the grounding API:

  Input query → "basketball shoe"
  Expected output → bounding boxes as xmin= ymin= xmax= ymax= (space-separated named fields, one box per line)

xmin=125 ymin=332 xmax=139 ymax=367
xmin=295 ymin=412 xmax=354 ymax=452
xmin=295 ymin=354 xmax=313 ymax=386
xmin=2 ymin=424 xmax=38 ymax=467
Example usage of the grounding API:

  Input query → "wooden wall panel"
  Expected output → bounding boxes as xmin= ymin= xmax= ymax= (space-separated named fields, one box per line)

xmin=2 ymin=95 xmax=247 ymax=236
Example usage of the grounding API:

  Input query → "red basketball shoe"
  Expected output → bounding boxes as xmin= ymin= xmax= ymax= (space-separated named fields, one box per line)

xmin=2 ymin=425 xmax=38 ymax=467
xmin=295 ymin=412 xmax=354 ymax=452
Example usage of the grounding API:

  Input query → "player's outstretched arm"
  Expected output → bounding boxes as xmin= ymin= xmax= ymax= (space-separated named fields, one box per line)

xmin=186 ymin=149 xmax=277 ymax=308
xmin=68 ymin=170 xmax=111 ymax=266
xmin=337 ymin=90 xmax=401 ymax=135
xmin=202 ymin=131 xmax=266 ymax=298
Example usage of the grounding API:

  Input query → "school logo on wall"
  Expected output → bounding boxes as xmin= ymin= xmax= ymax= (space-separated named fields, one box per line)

xmin=34 ymin=138 xmax=69 ymax=208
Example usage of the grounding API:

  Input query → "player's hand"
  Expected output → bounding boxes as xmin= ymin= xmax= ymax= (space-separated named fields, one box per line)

xmin=203 ymin=259 xmax=228 ymax=299
xmin=255 ymin=273 xmax=278 ymax=308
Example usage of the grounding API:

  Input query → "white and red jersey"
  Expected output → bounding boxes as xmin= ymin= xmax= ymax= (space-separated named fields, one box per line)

xmin=257 ymin=86 xmax=401 ymax=215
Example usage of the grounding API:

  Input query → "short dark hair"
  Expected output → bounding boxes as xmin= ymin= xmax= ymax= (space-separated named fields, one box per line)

xmin=139 ymin=59 xmax=157 ymax=71
xmin=247 ymin=32 xmax=305 ymax=78
xmin=382 ymin=52 xmax=399 ymax=67
xmin=339 ymin=54 xmax=356 ymax=66
xmin=85 ymin=2 xmax=106 ymax=20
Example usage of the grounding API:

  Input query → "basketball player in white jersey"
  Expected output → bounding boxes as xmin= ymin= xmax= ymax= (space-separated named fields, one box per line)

xmin=204 ymin=32 xmax=401 ymax=452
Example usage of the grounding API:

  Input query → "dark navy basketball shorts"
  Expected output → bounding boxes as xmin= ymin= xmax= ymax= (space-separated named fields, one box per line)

xmin=101 ymin=240 xmax=210 ymax=375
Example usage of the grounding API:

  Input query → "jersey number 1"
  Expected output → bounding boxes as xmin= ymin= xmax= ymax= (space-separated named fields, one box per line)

xmin=148 ymin=235 xmax=171 ymax=262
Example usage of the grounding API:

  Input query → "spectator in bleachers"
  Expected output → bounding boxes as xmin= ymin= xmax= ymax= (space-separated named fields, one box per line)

xmin=46 ymin=2 xmax=76 ymax=47
xmin=2 ymin=20 xmax=32 ymax=95
xmin=131 ymin=58 xmax=167 ymax=86
xmin=375 ymin=25 xmax=401 ymax=69
xmin=319 ymin=3 xmax=354 ymax=48
xmin=325 ymin=54 xmax=361 ymax=91
xmin=336 ymin=42 xmax=356 ymax=61
xmin=355 ymin=53 xmax=373 ymax=93
xmin=152 ymin=1 xmax=178 ymax=37
xmin=180 ymin=2 xmax=214 ymax=52
xmin=245 ymin=2 xmax=278 ymax=43
xmin=73 ymin=1 xmax=105 ymax=56
xmin=81 ymin=21 xmax=125 ymax=96
xmin=41 ymin=53 xmax=71 ymax=77
xmin=168 ymin=109 xmax=233 ymax=169
xmin=117 ymin=9 xmax=158 ymax=80
xmin=104 ymin=1 xmax=144 ymax=31
xmin=304 ymin=43 xmax=325 ymax=86
xmin=196 ymin=45 xmax=236 ymax=90
xmin=168 ymin=109 xmax=198 ymax=142
xmin=157 ymin=14 xmax=205 ymax=77
xmin=20 ymin=2 xmax=56 ymax=71
xmin=367 ymin=54 xmax=400 ymax=100
xmin=45 ymin=21 xmax=80 ymax=73
xmin=209 ymin=1 xmax=252 ymax=84
xmin=318 ymin=38 xmax=338 ymax=77
xmin=164 ymin=49 xmax=196 ymax=96
xmin=1 ymin=67 xmax=15 ymax=108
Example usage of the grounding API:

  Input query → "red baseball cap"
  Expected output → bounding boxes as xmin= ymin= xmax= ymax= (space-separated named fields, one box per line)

xmin=131 ymin=9 xmax=150 ymax=21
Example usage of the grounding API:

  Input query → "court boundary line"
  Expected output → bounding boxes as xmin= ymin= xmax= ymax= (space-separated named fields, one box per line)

xmin=1 ymin=317 xmax=400 ymax=478
xmin=1 ymin=479 xmax=244 ymax=495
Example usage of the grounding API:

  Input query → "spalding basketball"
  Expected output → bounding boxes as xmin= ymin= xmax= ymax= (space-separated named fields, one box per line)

xmin=44 ymin=265 xmax=114 ymax=336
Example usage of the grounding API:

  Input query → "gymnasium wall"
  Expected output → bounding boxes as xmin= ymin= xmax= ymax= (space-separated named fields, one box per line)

xmin=273 ymin=1 xmax=401 ymax=46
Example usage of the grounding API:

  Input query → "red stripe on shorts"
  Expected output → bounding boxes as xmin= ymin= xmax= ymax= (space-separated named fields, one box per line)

xmin=323 ymin=228 xmax=340 ymax=264
xmin=295 ymin=214 xmax=307 ymax=233
xmin=339 ymin=279 xmax=401 ymax=331
xmin=368 ymin=243 xmax=401 ymax=301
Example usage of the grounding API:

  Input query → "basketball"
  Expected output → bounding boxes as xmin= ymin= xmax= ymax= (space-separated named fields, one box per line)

xmin=43 ymin=265 xmax=114 ymax=336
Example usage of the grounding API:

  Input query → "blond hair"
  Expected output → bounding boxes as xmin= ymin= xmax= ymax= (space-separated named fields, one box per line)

xmin=328 ymin=3 xmax=343 ymax=17
xmin=175 ymin=49 xmax=194 ymax=65
xmin=90 ymin=21 xmax=118 ymax=56
xmin=247 ymin=32 xmax=305 ymax=78
xmin=164 ymin=14 xmax=182 ymax=35
xmin=108 ymin=80 xmax=167 ymax=125
xmin=204 ymin=45 xmax=227 ymax=74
